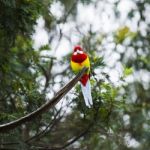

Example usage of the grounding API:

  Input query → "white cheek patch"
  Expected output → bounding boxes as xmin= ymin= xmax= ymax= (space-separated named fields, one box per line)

xmin=73 ymin=52 xmax=77 ymax=55
xmin=78 ymin=51 xmax=83 ymax=54
xmin=76 ymin=50 xmax=83 ymax=54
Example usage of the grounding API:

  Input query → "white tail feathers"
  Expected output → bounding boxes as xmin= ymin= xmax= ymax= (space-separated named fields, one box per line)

xmin=81 ymin=80 xmax=93 ymax=108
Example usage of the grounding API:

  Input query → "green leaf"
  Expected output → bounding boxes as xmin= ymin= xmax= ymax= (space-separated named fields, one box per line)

xmin=39 ymin=44 xmax=50 ymax=51
xmin=92 ymin=56 xmax=104 ymax=69
xmin=123 ymin=66 xmax=133 ymax=77
xmin=115 ymin=26 xmax=137 ymax=44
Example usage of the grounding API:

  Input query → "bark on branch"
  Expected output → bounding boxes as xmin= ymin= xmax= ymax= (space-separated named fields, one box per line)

xmin=0 ymin=67 xmax=88 ymax=133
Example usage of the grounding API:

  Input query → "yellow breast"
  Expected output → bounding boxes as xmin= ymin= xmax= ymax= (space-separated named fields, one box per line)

xmin=71 ymin=56 xmax=90 ymax=74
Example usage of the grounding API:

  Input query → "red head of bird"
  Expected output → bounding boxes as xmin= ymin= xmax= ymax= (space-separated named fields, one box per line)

xmin=72 ymin=45 xmax=87 ymax=63
xmin=74 ymin=45 xmax=83 ymax=52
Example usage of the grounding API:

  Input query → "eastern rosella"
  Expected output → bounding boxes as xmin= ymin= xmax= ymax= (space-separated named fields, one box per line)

xmin=71 ymin=45 xmax=93 ymax=108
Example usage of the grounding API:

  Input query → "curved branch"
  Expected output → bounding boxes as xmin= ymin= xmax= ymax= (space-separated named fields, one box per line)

xmin=31 ymin=111 xmax=97 ymax=150
xmin=25 ymin=107 xmax=63 ymax=143
xmin=0 ymin=67 xmax=88 ymax=133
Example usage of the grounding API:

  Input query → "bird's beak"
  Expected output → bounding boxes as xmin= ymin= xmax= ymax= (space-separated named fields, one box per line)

xmin=73 ymin=50 xmax=83 ymax=55
xmin=76 ymin=50 xmax=80 ymax=54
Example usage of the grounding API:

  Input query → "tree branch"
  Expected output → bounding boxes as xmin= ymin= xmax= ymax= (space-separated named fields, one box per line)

xmin=26 ymin=107 xmax=63 ymax=143
xmin=0 ymin=67 xmax=88 ymax=133
xmin=31 ymin=107 xmax=99 ymax=150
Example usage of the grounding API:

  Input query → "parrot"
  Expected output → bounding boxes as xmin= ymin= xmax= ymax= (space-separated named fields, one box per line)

xmin=71 ymin=45 xmax=93 ymax=108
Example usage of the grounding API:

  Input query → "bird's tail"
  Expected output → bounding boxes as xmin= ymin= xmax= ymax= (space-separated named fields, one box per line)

xmin=81 ymin=79 xmax=93 ymax=108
